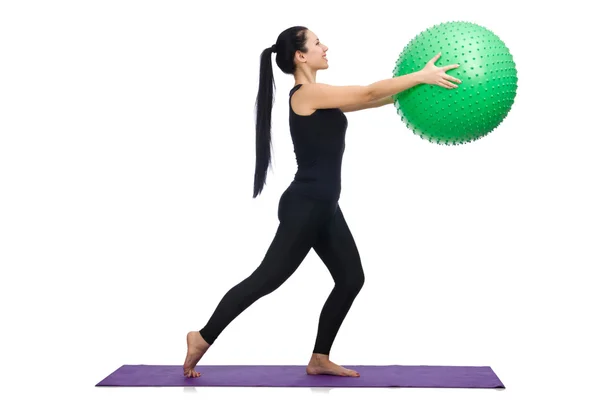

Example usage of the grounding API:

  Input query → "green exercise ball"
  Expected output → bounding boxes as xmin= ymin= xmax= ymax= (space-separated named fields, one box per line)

xmin=392 ymin=21 xmax=518 ymax=145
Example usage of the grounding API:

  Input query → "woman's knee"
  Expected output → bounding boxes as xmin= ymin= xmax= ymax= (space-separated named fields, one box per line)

xmin=340 ymin=268 xmax=365 ymax=294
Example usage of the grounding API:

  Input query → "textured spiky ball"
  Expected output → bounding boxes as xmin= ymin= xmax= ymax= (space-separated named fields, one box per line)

xmin=392 ymin=21 xmax=518 ymax=145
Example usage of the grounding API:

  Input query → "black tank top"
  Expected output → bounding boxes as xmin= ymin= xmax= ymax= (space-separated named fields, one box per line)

xmin=287 ymin=84 xmax=348 ymax=201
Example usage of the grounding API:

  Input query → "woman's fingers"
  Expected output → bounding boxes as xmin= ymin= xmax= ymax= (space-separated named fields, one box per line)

xmin=439 ymin=80 xmax=457 ymax=89
xmin=443 ymin=63 xmax=460 ymax=71
xmin=428 ymin=52 xmax=442 ymax=64
xmin=445 ymin=74 xmax=462 ymax=84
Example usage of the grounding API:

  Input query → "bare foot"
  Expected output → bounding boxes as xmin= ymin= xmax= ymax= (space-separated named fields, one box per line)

xmin=183 ymin=331 xmax=210 ymax=378
xmin=306 ymin=353 xmax=360 ymax=377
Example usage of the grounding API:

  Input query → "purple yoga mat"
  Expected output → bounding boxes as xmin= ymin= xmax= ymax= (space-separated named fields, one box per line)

xmin=96 ymin=364 xmax=505 ymax=388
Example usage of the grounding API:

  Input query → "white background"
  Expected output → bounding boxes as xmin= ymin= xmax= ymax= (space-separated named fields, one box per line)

xmin=1 ymin=0 xmax=598 ymax=399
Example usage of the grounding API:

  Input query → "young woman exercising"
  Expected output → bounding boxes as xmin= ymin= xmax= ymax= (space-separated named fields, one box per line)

xmin=183 ymin=26 xmax=460 ymax=378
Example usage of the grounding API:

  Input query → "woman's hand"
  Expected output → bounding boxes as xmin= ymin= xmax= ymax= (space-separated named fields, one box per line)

xmin=417 ymin=53 xmax=462 ymax=89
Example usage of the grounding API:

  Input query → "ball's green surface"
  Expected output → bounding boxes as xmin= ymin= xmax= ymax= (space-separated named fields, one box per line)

xmin=392 ymin=21 xmax=518 ymax=145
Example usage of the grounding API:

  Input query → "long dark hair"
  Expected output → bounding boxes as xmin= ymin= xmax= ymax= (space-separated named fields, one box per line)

xmin=253 ymin=26 xmax=308 ymax=198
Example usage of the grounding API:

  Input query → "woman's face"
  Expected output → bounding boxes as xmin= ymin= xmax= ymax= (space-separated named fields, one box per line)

xmin=297 ymin=30 xmax=329 ymax=70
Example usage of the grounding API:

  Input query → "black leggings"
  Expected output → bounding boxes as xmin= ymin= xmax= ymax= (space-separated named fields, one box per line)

xmin=199 ymin=189 xmax=365 ymax=355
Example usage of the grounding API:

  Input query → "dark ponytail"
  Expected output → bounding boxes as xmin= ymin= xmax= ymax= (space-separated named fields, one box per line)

xmin=253 ymin=46 xmax=276 ymax=198
xmin=253 ymin=26 xmax=308 ymax=198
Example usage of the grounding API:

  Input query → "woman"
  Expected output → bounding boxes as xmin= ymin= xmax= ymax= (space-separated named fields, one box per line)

xmin=183 ymin=26 xmax=461 ymax=379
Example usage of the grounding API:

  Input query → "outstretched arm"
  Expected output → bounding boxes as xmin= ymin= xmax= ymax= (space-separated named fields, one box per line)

xmin=340 ymin=96 xmax=394 ymax=113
